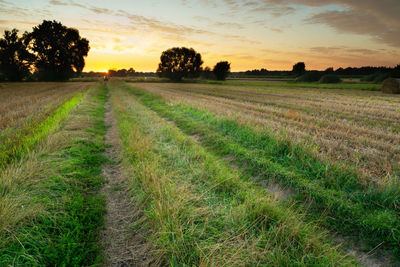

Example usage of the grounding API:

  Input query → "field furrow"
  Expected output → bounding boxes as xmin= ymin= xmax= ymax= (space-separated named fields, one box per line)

xmin=0 ymin=83 xmax=93 ymax=167
xmin=133 ymin=82 xmax=400 ymax=183
xmin=0 ymin=84 xmax=107 ymax=266
xmin=1 ymin=81 xmax=398 ymax=265
xmin=0 ymin=82 xmax=92 ymax=131
xmin=121 ymin=82 xmax=400 ymax=261
xmin=109 ymin=83 xmax=357 ymax=266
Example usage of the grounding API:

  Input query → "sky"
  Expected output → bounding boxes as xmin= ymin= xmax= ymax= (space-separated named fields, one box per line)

xmin=0 ymin=0 xmax=399 ymax=72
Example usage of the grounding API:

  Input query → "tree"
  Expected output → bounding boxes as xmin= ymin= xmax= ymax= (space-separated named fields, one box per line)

xmin=213 ymin=61 xmax=231 ymax=81
xmin=324 ymin=67 xmax=334 ymax=74
xmin=392 ymin=64 xmax=400 ymax=78
xmin=201 ymin=66 xmax=214 ymax=79
xmin=107 ymin=68 xmax=135 ymax=77
xmin=26 ymin=20 xmax=89 ymax=81
xmin=292 ymin=62 xmax=305 ymax=76
xmin=127 ymin=68 xmax=135 ymax=76
xmin=0 ymin=29 xmax=33 ymax=81
xmin=157 ymin=47 xmax=203 ymax=81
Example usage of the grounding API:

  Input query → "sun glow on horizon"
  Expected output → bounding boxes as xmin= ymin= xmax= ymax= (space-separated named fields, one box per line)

xmin=4 ymin=0 xmax=398 ymax=72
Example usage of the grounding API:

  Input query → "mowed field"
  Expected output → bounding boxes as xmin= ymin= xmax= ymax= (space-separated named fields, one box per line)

xmin=0 ymin=82 xmax=93 ymax=166
xmin=0 ymin=81 xmax=399 ymax=266
xmin=132 ymin=82 xmax=400 ymax=182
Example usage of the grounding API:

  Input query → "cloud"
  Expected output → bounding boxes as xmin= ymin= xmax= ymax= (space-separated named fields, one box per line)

xmin=49 ymin=0 xmax=85 ymax=8
xmin=310 ymin=46 xmax=383 ymax=56
xmin=246 ymin=0 xmax=400 ymax=46
xmin=88 ymin=6 xmax=113 ymax=14
xmin=49 ymin=0 xmax=66 ymax=5
xmin=116 ymin=10 xmax=209 ymax=37
xmin=214 ymin=0 xmax=399 ymax=46
xmin=247 ymin=4 xmax=295 ymax=17
xmin=306 ymin=10 xmax=400 ymax=46
xmin=291 ymin=0 xmax=400 ymax=27
xmin=0 ymin=19 xmax=37 ymax=28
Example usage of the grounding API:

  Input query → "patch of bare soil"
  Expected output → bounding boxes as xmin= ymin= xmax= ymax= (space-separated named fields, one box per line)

xmin=332 ymin=236 xmax=394 ymax=267
xmin=100 ymin=98 xmax=153 ymax=266
xmin=188 ymin=133 xmax=201 ymax=143
xmin=259 ymin=179 xmax=295 ymax=201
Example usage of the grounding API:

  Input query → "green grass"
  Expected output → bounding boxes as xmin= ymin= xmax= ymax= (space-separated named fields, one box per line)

xmin=127 ymin=78 xmax=381 ymax=91
xmin=209 ymin=80 xmax=380 ymax=91
xmin=120 ymin=82 xmax=400 ymax=261
xmin=110 ymin=83 xmax=355 ymax=265
xmin=0 ymin=90 xmax=88 ymax=168
xmin=0 ymin=84 xmax=107 ymax=265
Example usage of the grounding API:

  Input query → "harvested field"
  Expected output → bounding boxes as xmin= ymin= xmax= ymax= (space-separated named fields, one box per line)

xmin=2 ymin=81 xmax=399 ymax=265
xmin=0 ymin=82 xmax=93 ymax=132
xmin=131 ymin=82 xmax=400 ymax=185
xmin=0 ymin=82 xmax=93 ymax=167
xmin=0 ymin=84 xmax=106 ymax=266
xmin=120 ymin=82 xmax=400 ymax=264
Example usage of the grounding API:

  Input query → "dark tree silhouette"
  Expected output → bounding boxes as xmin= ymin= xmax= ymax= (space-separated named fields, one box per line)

xmin=0 ymin=29 xmax=33 ymax=81
xmin=292 ymin=62 xmax=306 ymax=76
xmin=108 ymin=68 xmax=135 ymax=77
xmin=128 ymin=68 xmax=135 ymax=75
xmin=157 ymin=47 xmax=203 ymax=81
xmin=213 ymin=61 xmax=231 ymax=80
xmin=26 ymin=20 xmax=89 ymax=81
xmin=201 ymin=66 xmax=213 ymax=79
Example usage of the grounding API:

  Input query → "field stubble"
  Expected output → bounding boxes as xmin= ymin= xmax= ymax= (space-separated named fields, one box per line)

xmin=0 ymin=84 xmax=106 ymax=265
xmin=0 ymin=82 xmax=92 ymax=131
xmin=132 ymin=82 xmax=400 ymax=185
xmin=109 ymin=83 xmax=357 ymax=265
xmin=122 ymin=82 xmax=400 ymax=262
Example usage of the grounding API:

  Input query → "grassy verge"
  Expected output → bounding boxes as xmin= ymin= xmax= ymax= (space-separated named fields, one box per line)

xmin=0 ymin=84 xmax=107 ymax=265
xmin=121 ymin=83 xmax=400 ymax=260
xmin=0 ymin=89 xmax=89 ymax=167
xmin=110 ymin=83 xmax=355 ymax=265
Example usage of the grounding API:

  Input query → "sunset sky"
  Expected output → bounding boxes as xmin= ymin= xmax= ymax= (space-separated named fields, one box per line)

xmin=1 ymin=0 xmax=399 ymax=72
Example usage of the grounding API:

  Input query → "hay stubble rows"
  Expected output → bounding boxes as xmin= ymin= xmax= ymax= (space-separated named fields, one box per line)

xmin=1 ymin=81 xmax=399 ymax=266
xmin=132 ymin=82 xmax=400 ymax=185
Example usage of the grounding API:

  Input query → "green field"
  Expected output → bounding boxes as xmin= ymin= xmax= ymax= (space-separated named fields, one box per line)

xmin=121 ymin=77 xmax=382 ymax=91
xmin=0 ymin=80 xmax=399 ymax=266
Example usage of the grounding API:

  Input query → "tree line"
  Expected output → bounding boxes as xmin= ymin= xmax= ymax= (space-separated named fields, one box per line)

xmin=156 ymin=47 xmax=231 ymax=81
xmin=1 ymin=20 xmax=398 ymax=83
xmin=107 ymin=68 xmax=135 ymax=77
xmin=240 ymin=62 xmax=400 ymax=79
xmin=0 ymin=20 xmax=89 ymax=81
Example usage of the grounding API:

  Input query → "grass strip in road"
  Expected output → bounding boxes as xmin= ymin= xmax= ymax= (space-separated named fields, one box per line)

xmin=0 ymin=84 xmax=107 ymax=266
xmin=0 ymin=89 xmax=89 ymax=168
xmin=110 ymin=84 xmax=355 ymax=266
xmin=121 ymin=83 xmax=400 ymax=260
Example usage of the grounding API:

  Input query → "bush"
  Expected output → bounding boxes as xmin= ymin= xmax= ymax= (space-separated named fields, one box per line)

xmin=295 ymin=71 xmax=323 ymax=82
xmin=373 ymin=73 xmax=390 ymax=83
xmin=292 ymin=62 xmax=306 ymax=76
xmin=201 ymin=67 xmax=215 ymax=80
xmin=361 ymin=72 xmax=390 ymax=83
xmin=213 ymin=61 xmax=231 ymax=81
xmin=319 ymin=74 xmax=342 ymax=84
xmin=360 ymin=74 xmax=375 ymax=82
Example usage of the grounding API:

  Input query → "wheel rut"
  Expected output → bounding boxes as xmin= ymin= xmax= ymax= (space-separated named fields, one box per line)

xmin=100 ymin=95 xmax=153 ymax=266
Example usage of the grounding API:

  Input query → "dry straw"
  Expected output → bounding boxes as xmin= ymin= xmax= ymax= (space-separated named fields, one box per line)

xmin=382 ymin=78 xmax=400 ymax=94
